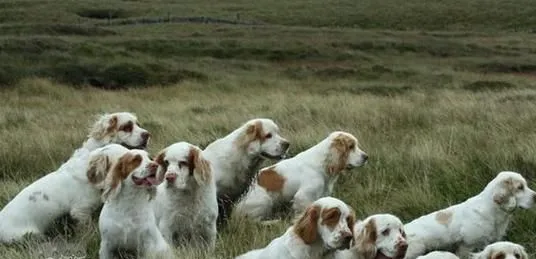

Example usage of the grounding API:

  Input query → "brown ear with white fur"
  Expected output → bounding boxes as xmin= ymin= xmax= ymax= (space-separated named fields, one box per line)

xmin=89 ymin=114 xmax=118 ymax=140
xmin=188 ymin=146 xmax=211 ymax=185
xmin=86 ymin=154 xmax=111 ymax=187
xmin=101 ymin=152 xmax=142 ymax=201
xmin=293 ymin=205 xmax=320 ymax=244
xmin=354 ymin=218 xmax=378 ymax=259
xmin=493 ymin=178 xmax=517 ymax=210
xmin=153 ymin=149 xmax=167 ymax=183
xmin=237 ymin=120 xmax=264 ymax=147
xmin=327 ymin=133 xmax=356 ymax=175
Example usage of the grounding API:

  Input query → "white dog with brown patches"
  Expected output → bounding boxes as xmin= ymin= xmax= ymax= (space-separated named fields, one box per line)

xmin=202 ymin=118 xmax=290 ymax=225
xmin=235 ymin=197 xmax=355 ymax=259
xmin=327 ymin=214 xmax=408 ymax=259
xmin=471 ymin=241 xmax=528 ymax=259
xmin=416 ymin=251 xmax=459 ymax=259
xmin=0 ymin=112 xmax=150 ymax=244
xmin=404 ymin=171 xmax=536 ymax=259
xmin=98 ymin=149 xmax=172 ymax=259
xmin=234 ymin=131 xmax=368 ymax=221
xmin=152 ymin=142 xmax=217 ymax=249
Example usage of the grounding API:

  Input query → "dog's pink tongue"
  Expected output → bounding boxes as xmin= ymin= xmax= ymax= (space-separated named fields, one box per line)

xmin=146 ymin=176 xmax=160 ymax=186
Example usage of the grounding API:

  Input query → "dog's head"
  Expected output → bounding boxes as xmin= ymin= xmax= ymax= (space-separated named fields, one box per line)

xmin=324 ymin=131 xmax=368 ymax=175
xmin=352 ymin=214 xmax=407 ymax=259
xmin=487 ymin=171 xmax=536 ymax=211
xmin=86 ymin=144 xmax=130 ymax=187
xmin=154 ymin=142 xmax=211 ymax=190
xmin=100 ymin=149 xmax=161 ymax=201
xmin=235 ymin=118 xmax=290 ymax=160
xmin=88 ymin=112 xmax=150 ymax=149
xmin=293 ymin=197 xmax=355 ymax=250
xmin=471 ymin=241 xmax=528 ymax=259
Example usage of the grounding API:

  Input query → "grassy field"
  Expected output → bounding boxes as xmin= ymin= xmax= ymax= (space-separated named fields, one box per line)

xmin=2 ymin=0 xmax=536 ymax=258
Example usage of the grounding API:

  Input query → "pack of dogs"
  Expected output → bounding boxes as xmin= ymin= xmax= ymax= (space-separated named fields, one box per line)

xmin=0 ymin=112 xmax=533 ymax=259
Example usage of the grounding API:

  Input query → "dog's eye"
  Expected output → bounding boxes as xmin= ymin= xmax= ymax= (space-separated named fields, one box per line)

xmin=163 ymin=160 xmax=169 ymax=167
xmin=265 ymin=133 xmax=272 ymax=139
xmin=179 ymin=161 xmax=188 ymax=168
xmin=518 ymin=185 xmax=524 ymax=190
xmin=349 ymin=144 xmax=355 ymax=149
xmin=515 ymin=253 xmax=521 ymax=259
xmin=381 ymin=229 xmax=390 ymax=236
xmin=401 ymin=229 xmax=406 ymax=238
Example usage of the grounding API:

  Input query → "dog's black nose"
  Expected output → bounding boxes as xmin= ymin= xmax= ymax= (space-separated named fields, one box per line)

xmin=361 ymin=153 xmax=369 ymax=162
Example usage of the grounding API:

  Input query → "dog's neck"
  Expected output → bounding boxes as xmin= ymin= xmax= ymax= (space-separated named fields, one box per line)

xmin=109 ymin=183 xmax=155 ymax=208
xmin=82 ymin=137 xmax=109 ymax=151
xmin=285 ymin=227 xmax=327 ymax=259
xmin=293 ymin=139 xmax=336 ymax=176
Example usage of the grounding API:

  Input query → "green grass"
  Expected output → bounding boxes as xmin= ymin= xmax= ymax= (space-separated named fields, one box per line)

xmin=2 ymin=0 xmax=536 ymax=258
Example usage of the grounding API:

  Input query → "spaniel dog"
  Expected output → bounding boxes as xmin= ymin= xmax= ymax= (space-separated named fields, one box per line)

xmin=471 ymin=241 xmax=528 ymax=259
xmin=152 ymin=142 xmax=217 ymax=249
xmin=202 ymin=118 xmax=290 ymax=226
xmin=98 ymin=149 xmax=173 ymax=259
xmin=404 ymin=171 xmax=536 ymax=259
xmin=327 ymin=214 xmax=408 ymax=259
xmin=235 ymin=196 xmax=355 ymax=259
xmin=416 ymin=251 xmax=459 ymax=259
xmin=0 ymin=112 xmax=150 ymax=243
xmin=234 ymin=131 xmax=367 ymax=221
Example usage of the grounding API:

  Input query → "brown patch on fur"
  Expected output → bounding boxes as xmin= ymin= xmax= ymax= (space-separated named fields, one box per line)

xmin=347 ymin=209 xmax=356 ymax=233
xmin=110 ymin=153 xmax=142 ymax=190
xmin=235 ymin=120 xmax=266 ymax=148
xmin=492 ymin=251 xmax=506 ymax=259
xmin=294 ymin=205 xmax=320 ymax=244
xmin=188 ymin=146 xmax=211 ymax=183
xmin=87 ymin=154 xmax=111 ymax=185
xmin=355 ymin=218 xmax=378 ymax=259
xmin=118 ymin=120 xmax=134 ymax=133
xmin=494 ymin=178 xmax=515 ymax=205
xmin=435 ymin=210 xmax=453 ymax=226
xmin=106 ymin=115 xmax=118 ymax=135
xmin=154 ymin=150 xmax=166 ymax=168
xmin=258 ymin=167 xmax=286 ymax=192
xmin=327 ymin=133 xmax=357 ymax=175
xmin=321 ymin=207 xmax=341 ymax=230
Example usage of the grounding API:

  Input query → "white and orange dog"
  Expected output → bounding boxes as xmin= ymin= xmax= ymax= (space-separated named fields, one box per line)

xmin=0 ymin=112 xmax=150 ymax=243
xmin=234 ymin=131 xmax=368 ymax=221
xmin=404 ymin=171 xmax=536 ymax=259
xmin=471 ymin=241 xmax=528 ymax=259
xmin=152 ymin=142 xmax=217 ymax=249
xmin=236 ymin=197 xmax=355 ymax=259
xmin=328 ymin=214 xmax=408 ymax=259
xmin=202 ymin=118 xmax=290 ymax=225
xmin=98 ymin=149 xmax=172 ymax=259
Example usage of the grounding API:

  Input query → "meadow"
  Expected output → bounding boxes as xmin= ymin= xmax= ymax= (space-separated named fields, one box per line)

xmin=2 ymin=0 xmax=536 ymax=258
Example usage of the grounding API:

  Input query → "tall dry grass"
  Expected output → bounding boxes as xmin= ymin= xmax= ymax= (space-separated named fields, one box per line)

xmin=1 ymin=77 xmax=536 ymax=258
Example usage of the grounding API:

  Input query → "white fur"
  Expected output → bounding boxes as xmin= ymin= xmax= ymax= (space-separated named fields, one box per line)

xmin=234 ymin=131 xmax=367 ymax=221
xmin=404 ymin=171 xmax=536 ymax=259
xmin=471 ymin=241 xmax=528 ymax=259
xmin=152 ymin=142 xmax=218 ymax=249
xmin=236 ymin=197 xmax=354 ymax=259
xmin=98 ymin=149 xmax=172 ymax=259
xmin=329 ymin=214 xmax=408 ymax=259
xmin=202 ymin=118 xmax=289 ymax=223
xmin=0 ymin=112 xmax=149 ymax=244
xmin=416 ymin=251 xmax=459 ymax=259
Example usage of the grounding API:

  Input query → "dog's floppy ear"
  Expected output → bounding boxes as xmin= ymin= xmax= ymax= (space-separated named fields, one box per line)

xmin=354 ymin=218 xmax=378 ymax=258
xmin=326 ymin=133 xmax=356 ymax=175
xmin=86 ymin=154 xmax=111 ymax=187
xmin=294 ymin=205 xmax=320 ymax=244
xmin=236 ymin=120 xmax=264 ymax=148
xmin=153 ymin=149 xmax=167 ymax=183
xmin=188 ymin=147 xmax=211 ymax=185
xmin=493 ymin=177 xmax=517 ymax=210
xmin=101 ymin=152 xmax=142 ymax=201
xmin=89 ymin=113 xmax=118 ymax=140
